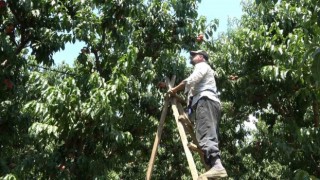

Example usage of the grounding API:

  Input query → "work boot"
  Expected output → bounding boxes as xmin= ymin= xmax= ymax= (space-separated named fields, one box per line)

xmin=198 ymin=167 xmax=228 ymax=179
xmin=198 ymin=158 xmax=228 ymax=179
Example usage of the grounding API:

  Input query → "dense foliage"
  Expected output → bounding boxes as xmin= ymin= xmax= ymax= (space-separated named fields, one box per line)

xmin=0 ymin=0 xmax=319 ymax=179
xmin=207 ymin=0 xmax=320 ymax=179
xmin=0 ymin=0 xmax=213 ymax=179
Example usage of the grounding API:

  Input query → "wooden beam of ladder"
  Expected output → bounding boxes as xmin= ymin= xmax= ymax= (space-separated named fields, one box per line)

xmin=146 ymin=76 xmax=209 ymax=180
xmin=171 ymin=97 xmax=199 ymax=180
xmin=146 ymin=77 xmax=175 ymax=180
xmin=176 ymin=104 xmax=210 ymax=171
xmin=145 ymin=94 xmax=170 ymax=180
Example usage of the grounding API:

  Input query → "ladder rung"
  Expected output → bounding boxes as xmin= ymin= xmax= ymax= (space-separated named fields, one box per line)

xmin=178 ymin=114 xmax=194 ymax=129
xmin=188 ymin=142 xmax=203 ymax=155
xmin=172 ymin=94 xmax=187 ymax=105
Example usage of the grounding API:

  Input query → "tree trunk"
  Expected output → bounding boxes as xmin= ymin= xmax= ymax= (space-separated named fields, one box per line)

xmin=312 ymin=99 xmax=319 ymax=128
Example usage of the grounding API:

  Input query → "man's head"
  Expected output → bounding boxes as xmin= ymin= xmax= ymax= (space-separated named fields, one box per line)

xmin=189 ymin=50 xmax=209 ymax=65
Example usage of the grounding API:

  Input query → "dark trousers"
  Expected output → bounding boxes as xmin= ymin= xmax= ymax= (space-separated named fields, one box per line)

xmin=194 ymin=97 xmax=221 ymax=167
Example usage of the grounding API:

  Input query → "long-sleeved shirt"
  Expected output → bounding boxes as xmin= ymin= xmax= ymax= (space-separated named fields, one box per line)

xmin=184 ymin=61 xmax=220 ymax=106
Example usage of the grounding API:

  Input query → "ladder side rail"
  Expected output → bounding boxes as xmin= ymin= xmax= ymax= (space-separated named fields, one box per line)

xmin=146 ymin=96 xmax=170 ymax=180
xmin=176 ymin=102 xmax=210 ymax=171
xmin=146 ymin=77 xmax=174 ymax=180
xmin=171 ymin=98 xmax=199 ymax=180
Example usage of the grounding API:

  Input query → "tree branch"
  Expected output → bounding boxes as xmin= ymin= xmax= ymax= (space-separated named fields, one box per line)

xmin=92 ymin=48 xmax=102 ymax=74
xmin=312 ymin=99 xmax=319 ymax=128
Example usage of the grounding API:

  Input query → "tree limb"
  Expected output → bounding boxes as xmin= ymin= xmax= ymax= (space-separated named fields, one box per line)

xmin=312 ymin=99 xmax=319 ymax=128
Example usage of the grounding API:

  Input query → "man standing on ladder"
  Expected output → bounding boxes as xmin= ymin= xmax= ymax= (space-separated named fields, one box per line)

xmin=168 ymin=50 xmax=228 ymax=179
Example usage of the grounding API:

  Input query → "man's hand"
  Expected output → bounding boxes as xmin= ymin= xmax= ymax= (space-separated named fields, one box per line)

xmin=167 ymin=81 xmax=185 ymax=95
xmin=167 ymin=88 xmax=177 ymax=95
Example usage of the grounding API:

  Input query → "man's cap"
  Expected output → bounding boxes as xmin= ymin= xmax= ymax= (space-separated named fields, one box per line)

xmin=190 ymin=50 xmax=209 ymax=60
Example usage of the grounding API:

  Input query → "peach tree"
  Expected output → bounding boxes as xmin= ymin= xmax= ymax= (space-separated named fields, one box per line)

xmin=0 ymin=0 xmax=223 ymax=179
xmin=203 ymin=0 xmax=320 ymax=179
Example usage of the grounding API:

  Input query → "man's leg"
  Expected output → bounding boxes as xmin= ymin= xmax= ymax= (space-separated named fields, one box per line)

xmin=194 ymin=98 xmax=227 ymax=178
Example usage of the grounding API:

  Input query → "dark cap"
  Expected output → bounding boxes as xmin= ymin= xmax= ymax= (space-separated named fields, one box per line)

xmin=190 ymin=50 xmax=209 ymax=61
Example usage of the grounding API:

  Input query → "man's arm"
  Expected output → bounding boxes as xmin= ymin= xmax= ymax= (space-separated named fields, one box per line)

xmin=168 ymin=80 xmax=186 ymax=94
xmin=168 ymin=63 xmax=208 ymax=95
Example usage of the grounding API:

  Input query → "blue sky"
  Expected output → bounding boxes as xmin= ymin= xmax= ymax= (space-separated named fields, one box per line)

xmin=52 ymin=0 xmax=243 ymax=65
xmin=198 ymin=0 xmax=243 ymax=35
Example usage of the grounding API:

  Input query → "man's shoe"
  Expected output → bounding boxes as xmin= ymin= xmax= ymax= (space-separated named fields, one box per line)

xmin=199 ymin=167 xmax=228 ymax=179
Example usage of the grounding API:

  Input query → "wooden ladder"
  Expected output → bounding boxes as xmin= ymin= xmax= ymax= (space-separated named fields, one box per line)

xmin=146 ymin=76 xmax=210 ymax=180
